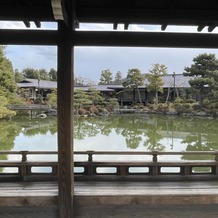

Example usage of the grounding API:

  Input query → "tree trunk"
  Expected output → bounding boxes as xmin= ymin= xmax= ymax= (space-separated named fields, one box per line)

xmin=137 ymin=87 xmax=142 ymax=104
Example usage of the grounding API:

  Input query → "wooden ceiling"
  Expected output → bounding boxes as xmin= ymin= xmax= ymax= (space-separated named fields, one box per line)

xmin=0 ymin=0 xmax=218 ymax=32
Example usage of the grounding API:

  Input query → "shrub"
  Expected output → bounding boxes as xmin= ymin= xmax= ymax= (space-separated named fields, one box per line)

xmin=157 ymin=104 xmax=169 ymax=113
xmin=89 ymin=106 xmax=99 ymax=114
xmin=174 ymin=97 xmax=184 ymax=104
xmin=192 ymin=103 xmax=201 ymax=110
xmin=78 ymin=108 xmax=86 ymax=115
xmin=186 ymin=99 xmax=196 ymax=103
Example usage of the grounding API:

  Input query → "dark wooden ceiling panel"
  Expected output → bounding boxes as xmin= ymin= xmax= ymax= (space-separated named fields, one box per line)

xmin=0 ymin=0 xmax=218 ymax=31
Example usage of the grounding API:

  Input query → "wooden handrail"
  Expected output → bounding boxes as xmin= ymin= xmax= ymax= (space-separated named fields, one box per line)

xmin=1 ymin=150 xmax=218 ymax=181
xmin=1 ymin=150 xmax=218 ymax=162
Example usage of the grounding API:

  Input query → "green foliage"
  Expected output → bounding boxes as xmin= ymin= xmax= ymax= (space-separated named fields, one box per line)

xmin=146 ymin=63 xmax=168 ymax=104
xmin=106 ymin=98 xmax=119 ymax=109
xmin=0 ymin=46 xmax=20 ymax=118
xmin=34 ymin=94 xmax=43 ymax=104
xmin=122 ymin=68 xmax=144 ymax=104
xmin=0 ymin=46 xmax=17 ymax=95
xmin=22 ymin=67 xmax=39 ymax=79
xmin=14 ymin=69 xmax=24 ymax=82
xmin=49 ymin=68 xmax=57 ymax=81
xmin=38 ymin=69 xmax=49 ymax=80
xmin=74 ymin=89 xmax=92 ymax=109
xmin=184 ymin=53 xmax=218 ymax=107
xmin=47 ymin=89 xmax=57 ymax=109
xmin=22 ymin=67 xmax=55 ymax=81
xmin=0 ymin=95 xmax=16 ymax=118
xmin=114 ymin=71 xmax=123 ymax=84
xmin=123 ymin=68 xmax=144 ymax=89
xmin=99 ymin=69 xmax=113 ymax=84
xmin=87 ymin=87 xmax=104 ymax=105
xmin=185 ymin=99 xmax=196 ymax=104
xmin=174 ymin=97 xmax=184 ymax=104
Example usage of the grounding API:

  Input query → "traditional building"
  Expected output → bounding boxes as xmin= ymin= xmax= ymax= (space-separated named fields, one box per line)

xmin=17 ymin=78 xmax=57 ymax=99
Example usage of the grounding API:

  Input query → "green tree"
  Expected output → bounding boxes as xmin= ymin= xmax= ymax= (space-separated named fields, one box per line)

xmin=14 ymin=69 xmax=24 ymax=82
xmin=183 ymin=53 xmax=218 ymax=107
xmin=88 ymin=87 xmax=104 ymax=105
xmin=0 ymin=46 xmax=20 ymax=113
xmin=0 ymin=96 xmax=16 ymax=118
xmin=38 ymin=69 xmax=49 ymax=80
xmin=22 ymin=67 xmax=39 ymax=79
xmin=146 ymin=63 xmax=168 ymax=104
xmin=74 ymin=89 xmax=92 ymax=112
xmin=99 ymin=69 xmax=113 ymax=84
xmin=122 ymin=68 xmax=144 ymax=104
xmin=47 ymin=89 xmax=57 ymax=108
xmin=49 ymin=68 xmax=57 ymax=81
xmin=114 ymin=71 xmax=123 ymax=84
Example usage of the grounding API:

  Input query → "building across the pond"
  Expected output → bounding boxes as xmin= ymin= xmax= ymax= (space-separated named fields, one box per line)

xmin=17 ymin=74 xmax=191 ymax=105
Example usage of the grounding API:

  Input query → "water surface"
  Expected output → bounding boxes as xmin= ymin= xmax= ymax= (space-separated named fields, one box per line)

xmin=1 ymin=114 xmax=218 ymax=162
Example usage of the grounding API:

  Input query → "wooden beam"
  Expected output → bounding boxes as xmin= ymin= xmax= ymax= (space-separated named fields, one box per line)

xmin=197 ymin=25 xmax=205 ymax=32
xmin=208 ymin=25 xmax=217 ymax=32
xmin=34 ymin=21 xmax=41 ymax=28
xmin=76 ymin=8 xmax=218 ymax=26
xmin=73 ymin=31 xmax=218 ymax=48
xmin=23 ymin=20 xmax=30 ymax=28
xmin=0 ymin=6 xmax=54 ymax=21
xmin=161 ymin=24 xmax=168 ymax=31
xmin=57 ymin=21 xmax=74 ymax=218
xmin=1 ymin=29 xmax=218 ymax=49
xmin=0 ymin=29 xmax=58 ymax=45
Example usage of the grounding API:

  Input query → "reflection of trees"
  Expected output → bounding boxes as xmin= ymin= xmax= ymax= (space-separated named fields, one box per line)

xmin=121 ymin=129 xmax=142 ymax=149
xmin=2 ymin=114 xmax=218 ymax=158
xmin=74 ymin=117 xmax=100 ymax=139
xmin=21 ymin=118 xmax=57 ymax=136
xmin=119 ymin=116 xmax=143 ymax=149
xmin=0 ymin=120 xmax=21 ymax=173
xmin=143 ymin=118 xmax=165 ymax=151
xmin=0 ymin=120 xmax=21 ymax=152
xmin=181 ymin=119 xmax=218 ymax=161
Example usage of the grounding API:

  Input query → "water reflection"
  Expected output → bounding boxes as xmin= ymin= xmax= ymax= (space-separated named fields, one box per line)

xmin=1 ymin=115 xmax=218 ymax=156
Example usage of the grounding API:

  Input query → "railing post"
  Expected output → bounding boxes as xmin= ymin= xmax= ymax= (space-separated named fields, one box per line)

xmin=20 ymin=150 xmax=28 ymax=180
xmin=21 ymin=150 xmax=28 ymax=162
xmin=215 ymin=152 xmax=218 ymax=175
xmin=215 ymin=153 xmax=218 ymax=162
xmin=87 ymin=151 xmax=94 ymax=162
xmin=152 ymin=151 xmax=158 ymax=176
xmin=152 ymin=151 xmax=158 ymax=162
xmin=87 ymin=151 xmax=94 ymax=176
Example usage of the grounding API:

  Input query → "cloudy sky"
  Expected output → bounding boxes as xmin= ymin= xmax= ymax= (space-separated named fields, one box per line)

xmin=1 ymin=21 xmax=218 ymax=83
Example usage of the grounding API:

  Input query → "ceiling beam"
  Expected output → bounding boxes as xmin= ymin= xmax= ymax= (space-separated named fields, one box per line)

xmin=73 ymin=31 xmax=218 ymax=48
xmin=76 ymin=8 xmax=218 ymax=26
xmin=161 ymin=24 xmax=168 ymax=31
xmin=1 ymin=29 xmax=218 ymax=49
xmin=208 ymin=25 xmax=217 ymax=32
xmin=197 ymin=25 xmax=205 ymax=32
xmin=34 ymin=21 xmax=41 ymax=28
xmin=0 ymin=30 xmax=58 ymax=45
xmin=0 ymin=6 xmax=54 ymax=21
xmin=23 ymin=20 xmax=31 ymax=28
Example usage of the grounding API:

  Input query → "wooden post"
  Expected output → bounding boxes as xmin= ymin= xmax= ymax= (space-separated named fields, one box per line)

xmin=57 ymin=21 xmax=74 ymax=218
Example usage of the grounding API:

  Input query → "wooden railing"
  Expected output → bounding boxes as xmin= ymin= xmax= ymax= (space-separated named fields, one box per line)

xmin=7 ymin=104 xmax=50 ymax=111
xmin=1 ymin=150 xmax=218 ymax=181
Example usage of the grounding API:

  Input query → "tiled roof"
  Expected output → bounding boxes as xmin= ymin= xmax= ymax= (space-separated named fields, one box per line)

xmin=18 ymin=78 xmax=57 ymax=89
xmin=18 ymin=75 xmax=191 ymax=91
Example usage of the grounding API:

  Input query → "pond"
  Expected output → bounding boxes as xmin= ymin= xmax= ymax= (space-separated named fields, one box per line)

xmin=1 ymin=114 xmax=218 ymax=162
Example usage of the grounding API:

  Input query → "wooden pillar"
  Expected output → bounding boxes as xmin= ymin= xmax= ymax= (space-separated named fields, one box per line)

xmin=57 ymin=21 xmax=74 ymax=218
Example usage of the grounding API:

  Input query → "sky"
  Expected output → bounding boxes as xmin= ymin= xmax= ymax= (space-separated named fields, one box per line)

xmin=1 ymin=21 xmax=218 ymax=83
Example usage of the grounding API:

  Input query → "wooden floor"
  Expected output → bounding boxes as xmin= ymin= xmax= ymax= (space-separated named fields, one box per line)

xmin=1 ymin=181 xmax=218 ymax=217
